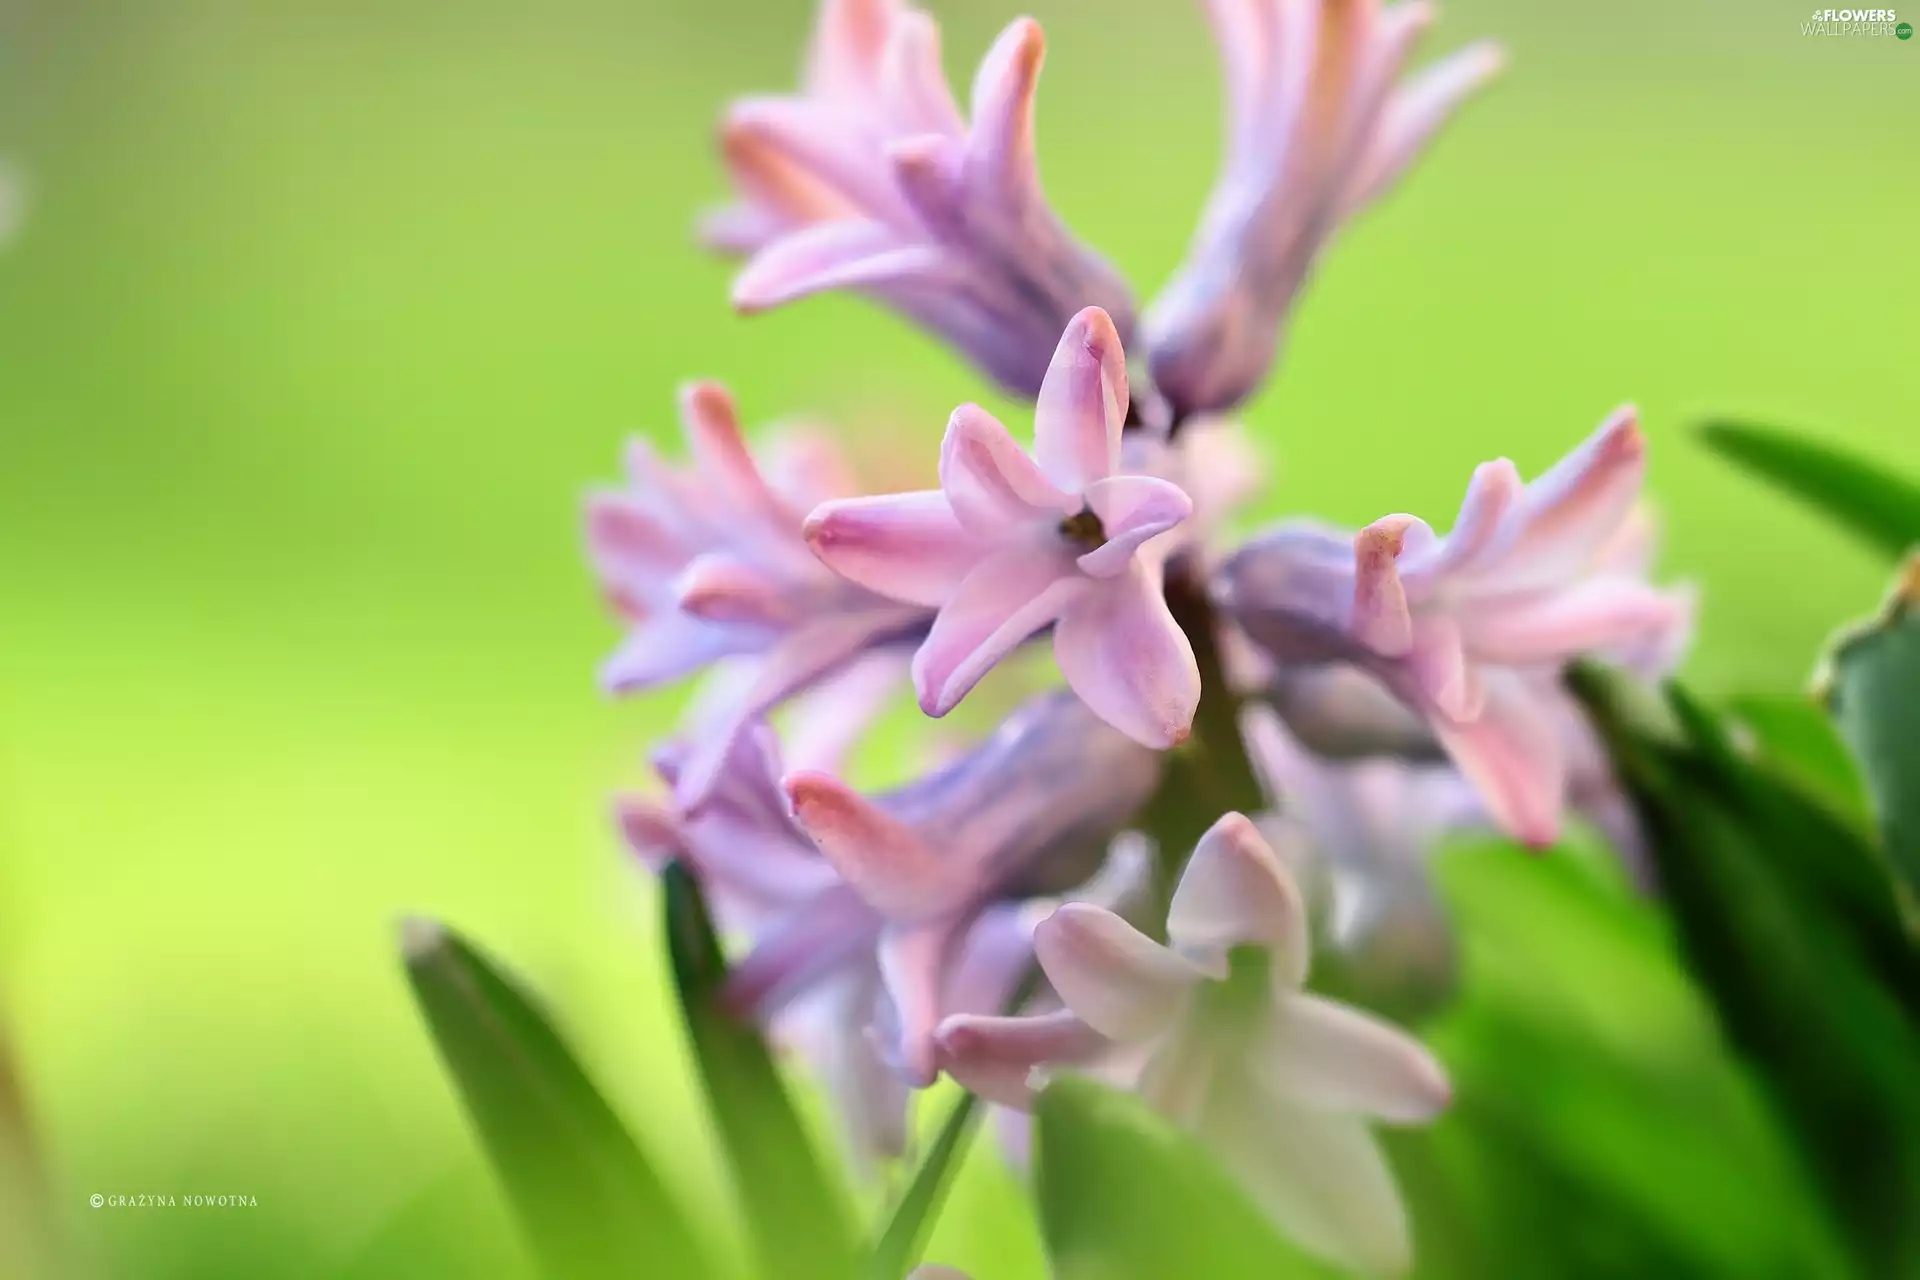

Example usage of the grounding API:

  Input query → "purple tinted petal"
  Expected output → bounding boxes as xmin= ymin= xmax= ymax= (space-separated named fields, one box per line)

xmin=938 ymin=404 xmax=1076 ymax=533
xmin=732 ymin=221 xmax=949 ymax=313
xmin=1077 ymin=474 xmax=1193 ymax=578
xmin=780 ymin=648 xmax=910 ymax=775
xmin=1410 ymin=457 xmax=1522 ymax=582
xmin=672 ymin=553 xmax=794 ymax=626
xmin=1342 ymin=40 xmax=1506 ymax=214
xmin=879 ymin=10 xmax=965 ymax=137
xmin=724 ymin=884 xmax=880 ymax=1018
xmin=935 ymin=1009 xmax=1109 ymax=1108
xmin=964 ymin=17 xmax=1045 ymax=204
xmin=1053 ymin=560 xmax=1199 ymax=749
xmin=1485 ymin=407 xmax=1646 ymax=587
xmin=1458 ymin=576 xmax=1690 ymax=668
xmin=913 ymin=544 xmax=1081 ymax=717
xmin=805 ymin=490 xmax=985 ymax=607
xmin=1033 ymin=307 xmax=1128 ymax=492
xmin=599 ymin=612 xmax=756 ymax=694
xmin=802 ymin=0 xmax=894 ymax=102
xmin=1427 ymin=669 xmax=1566 ymax=849
xmin=879 ymin=914 xmax=971 ymax=1086
xmin=784 ymin=769 xmax=972 ymax=919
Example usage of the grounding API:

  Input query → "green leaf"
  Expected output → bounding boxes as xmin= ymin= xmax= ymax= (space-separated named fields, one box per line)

xmin=1035 ymin=1075 xmax=1332 ymax=1280
xmin=1697 ymin=420 xmax=1920 ymax=560
xmin=401 ymin=918 xmax=712 ymax=1279
xmin=1568 ymin=667 xmax=1920 ymax=1275
xmin=862 ymin=1090 xmax=982 ymax=1280
xmin=1725 ymin=693 xmax=1869 ymax=824
xmin=1822 ymin=557 xmax=1920 ymax=900
xmin=663 ymin=863 xmax=856 ymax=1280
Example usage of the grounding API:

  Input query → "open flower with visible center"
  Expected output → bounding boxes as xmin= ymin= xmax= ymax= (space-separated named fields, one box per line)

xmin=706 ymin=0 xmax=1135 ymax=397
xmin=936 ymin=812 xmax=1451 ymax=1274
xmin=1216 ymin=408 xmax=1692 ymax=846
xmin=585 ymin=382 xmax=930 ymax=809
xmin=805 ymin=308 xmax=1202 ymax=749
xmin=1143 ymin=0 xmax=1503 ymax=417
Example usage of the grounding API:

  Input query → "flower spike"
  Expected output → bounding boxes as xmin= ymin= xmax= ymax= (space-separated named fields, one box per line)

xmin=707 ymin=4 xmax=1136 ymax=397
xmin=807 ymin=310 xmax=1202 ymax=749
xmin=1143 ymin=0 xmax=1503 ymax=416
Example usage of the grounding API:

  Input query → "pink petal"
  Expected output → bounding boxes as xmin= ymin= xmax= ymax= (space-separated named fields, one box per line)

xmin=1033 ymin=307 xmax=1128 ymax=492
xmin=614 ymin=798 xmax=681 ymax=875
xmin=879 ymin=10 xmax=965 ymax=137
xmin=1460 ymin=576 xmax=1690 ymax=667
xmin=802 ymin=0 xmax=895 ymax=102
xmin=1032 ymin=902 xmax=1201 ymax=1041
xmin=1342 ymin=40 xmax=1506 ymax=214
xmin=714 ymin=120 xmax=860 ymax=234
xmin=599 ymin=612 xmax=754 ymax=694
xmin=724 ymin=884 xmax=879 ymax=1018
xmin=783 ymin=770 xmax=969 ymax=920
xmin=1428 ymin=669 xmax=1566 ymax=848
xmin=1412 ymin=457 xmax=1522 ymax=582
xmin=780 ymin=648 xmax=910 ymax=776
xmin=1406 ymin=614 xmax=1481 ymax=721
xmin=945 ymin=901 xmax=1040 ymax=1019
xmin=725 ymin=97 xmax=912 ymax=226
xmin=1199 ymin=0 xmax=1276 ymax=163
xmin=1166 ymin=813 xmax=1310 ymax=987
xmin=1254 ymin=992 xmax=1452 ymax=1122
xmin=965 ymin=17 xmax=1045 ymax=204
xmin=672 ymin=553 xmax=793 ymax=626
xmin=913 ymin=544 xmax=1081 ymax=716
xmin=1077 ymin=474 xmax=1193 ymax=578
xmin=939 ymin=403 xmax=1076 ymax=534
xmin=804 ymin=491 xmax=985 ymax=607
xmin=1052 ymin=559 xmax=1199 ymax=749
xmin=672 ymin=615 xmax=896 ymax=809
xmin=880 ymin=914 xmax=970 ymax=1087
xmin=935 ymin=1009 xmax=1109 ymax=1108
xmin=1350 ymin=515 xmax=1424 ymax=657
xmin=1491 ymin=407 xmax=1647 ymax=587
xmin=732 ymin=221 xmax=949 ymax=313
xmin=583 ymin=491 xmax=687 ymax=600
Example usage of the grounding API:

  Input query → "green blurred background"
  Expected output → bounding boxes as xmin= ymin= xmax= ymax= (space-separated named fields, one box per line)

xmin=0 ymin=0 xmax=1915 ymax=1275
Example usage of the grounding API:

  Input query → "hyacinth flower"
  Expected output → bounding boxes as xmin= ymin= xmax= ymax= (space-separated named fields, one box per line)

xmin=1216 ymin=408 xmax=1693 ymax=847
xmin=937 ymin=813 xmax=1451 ymax=1274
xmin=784 ymin=691 xmax=1164 ymax=1084
xmin=585 ymin=382 xmax=932 ymax=810
xmin=1143 ymin=0 xmax=1504 ymax=417
xmin=705 ymin=0 xmax=1135 ymax=397
xmin=805 ymin=307 xmax=1202 ymax=749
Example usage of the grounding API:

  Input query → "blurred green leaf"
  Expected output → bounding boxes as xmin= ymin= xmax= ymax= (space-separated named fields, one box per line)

xmin=864 ymin=1091 xmax=982 ymax=1280
xmin=1697 ymin=420 xmax=1920 ymax=560
xmin=0 ymin=1024 xmax=60 ymax=1280
xmin=663 ymin=863 xmax=856 ymax=1280
xmin=1569 ymin=667 xmax=1920 ymax=1275
xmin=401 ymin=918 xmax=712 ymax=1280
xmin=1822 ymin=558 xmax=1920 ymax=899
xmin=1034 ymin=1075 xmax=1330 ymax=1280
xmin=1725 ymin=692 xmax=1870 ymax=824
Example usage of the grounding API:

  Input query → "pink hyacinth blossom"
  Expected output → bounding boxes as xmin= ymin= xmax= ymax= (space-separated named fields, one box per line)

xmin=585 ymin=382 xmax=930 ymax=811
xmin=936 ymin=813 xmax=1450 ymax=1274
xmin=784 ymin=692 xmax=1163 ymax=1085
xmin=1217 ymin=408 xmax=1692 ymax=847
xmin=806 ymin=308 xmax=1202 ymax=749
xmin=706 ymin=0 xmax=1135 ymax=397
xmin=1144 ymin=0 xmax=1504 ymax=416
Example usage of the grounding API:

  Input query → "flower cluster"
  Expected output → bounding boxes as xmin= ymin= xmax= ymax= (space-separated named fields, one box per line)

xmin=589 ymin=0 xmax=1691 ymax=1271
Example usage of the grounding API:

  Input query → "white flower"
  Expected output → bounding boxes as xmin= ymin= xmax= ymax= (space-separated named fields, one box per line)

xmin=936 ymin=813 xmax=1451 ymax=1274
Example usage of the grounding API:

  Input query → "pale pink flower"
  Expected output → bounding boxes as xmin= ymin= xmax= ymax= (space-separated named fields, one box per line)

xmin=1144 ymin=0 xmax=1504 ymax=416
xmin=805 ymin=308 xmax=1202 ymax=749
xmin=1216 ymin=408 xmax=1692 ymax=847
xmin=707 ymin=0 xmax=1134 ymax=396
xmin=585 ymin=383 xmax=930 ymax=810
xmin=937 ymin=813 xmax=1450 ymax=1274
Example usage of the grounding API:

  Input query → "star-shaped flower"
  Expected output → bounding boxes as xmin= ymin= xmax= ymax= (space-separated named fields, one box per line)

xmin=706 ymin=0 xmax=1135 ymax=397
xmin=805 ymin=308 xmax=1202 ymax=749
xmin=1217 ymin=408 xmax=1692 ymax=845
xmin=585 ymin=382 xmax=930 ymax=809
xmin=1143 ymin=0 xmax=1503 ymax=416
xmin=936 ymin=812 xmax=1451 ymax=1274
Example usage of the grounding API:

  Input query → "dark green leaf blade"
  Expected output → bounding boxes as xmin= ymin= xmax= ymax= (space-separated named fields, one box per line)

xmin=401 ymin=918 xmax=712 ymax=1279
xmin=1568 ymin=667 xmax=1920 ymax=1275
xmin=863 ymin=1090 xmax=981 ymax=1280
xmin=1823 ymin=557 xmax=1920 ymax=898
xmin=1035 ymin=1075 xmax=1333 ymax=1280
xmin=663 ymin=863 xmax=856 ymax=1280
xmin=1697 ymin=420 xmax=1920 ymax=560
